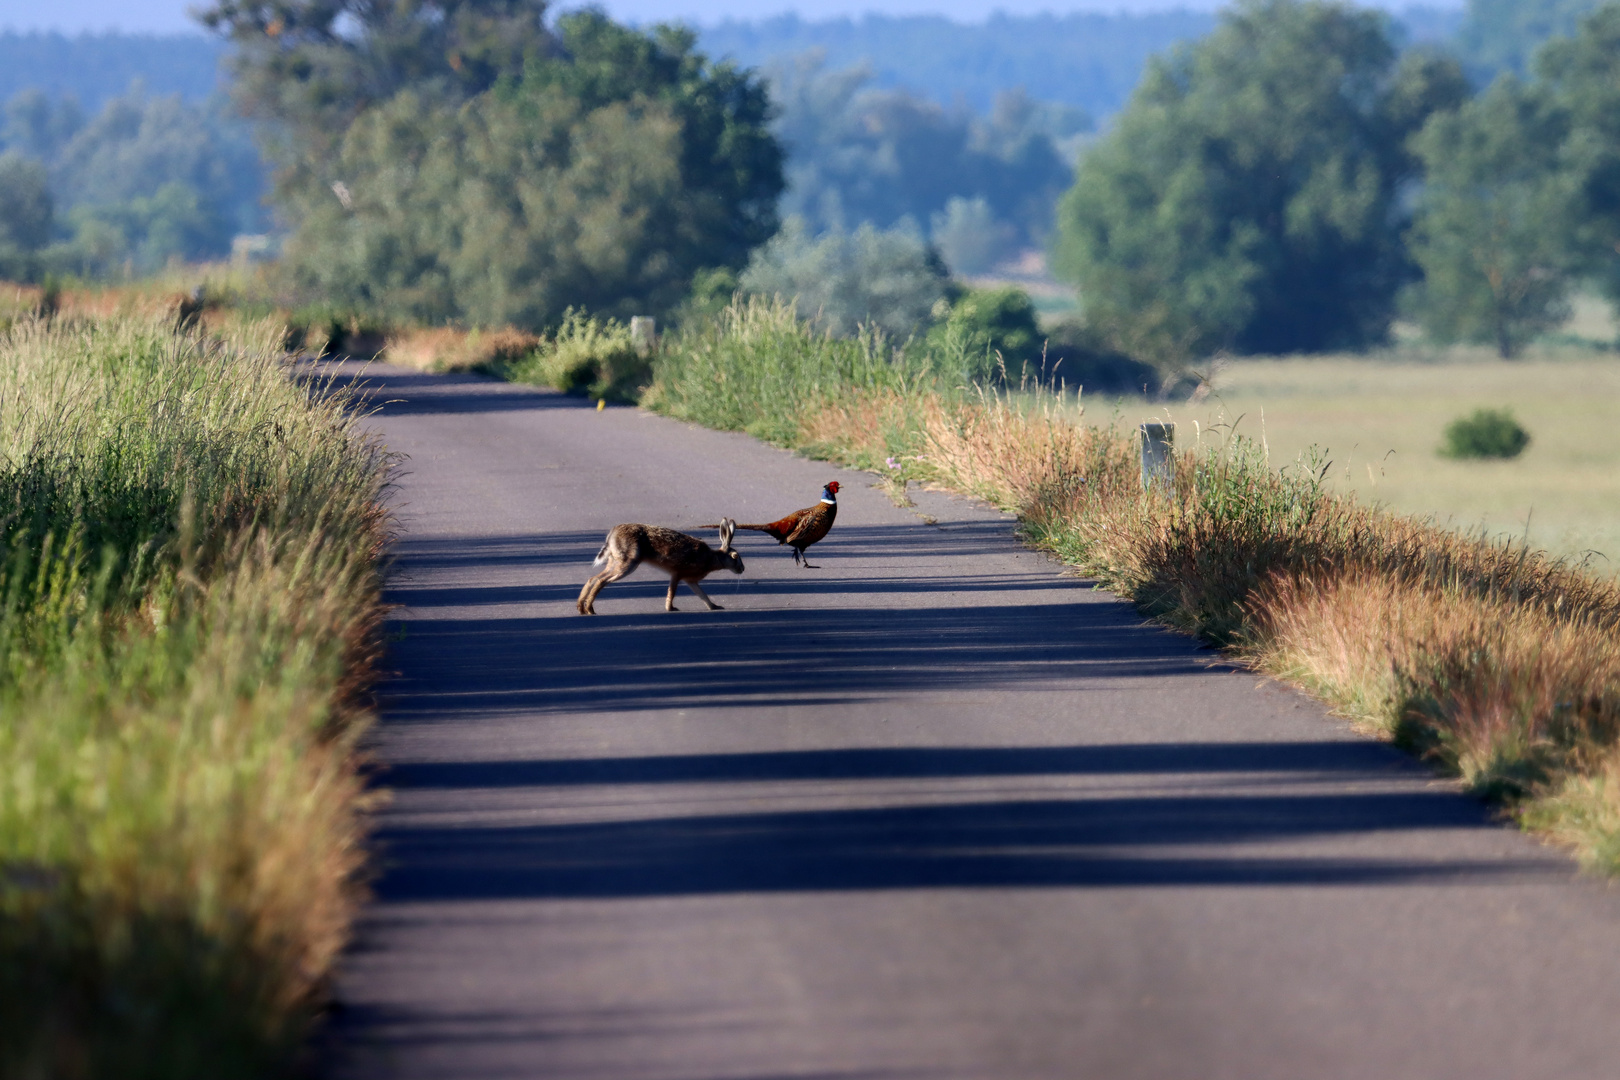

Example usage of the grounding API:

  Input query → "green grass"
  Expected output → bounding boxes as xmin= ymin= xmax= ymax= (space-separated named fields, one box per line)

xmin=645 ymin=295 xmax=934 ymax=446
xmin=0 ymin=313 xmax=390 ymax=1077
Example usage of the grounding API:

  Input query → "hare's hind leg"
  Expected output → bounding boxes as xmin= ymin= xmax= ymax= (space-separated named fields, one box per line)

xmin=664 ymin=574 xmax=682 ymax=612
xmin=576 ymin=577 xmax=599 ymax=614
xmin=685 ymin=578 xmax=723 ymax=610
xmin=579 ymin=557 xmax=638 ymax=614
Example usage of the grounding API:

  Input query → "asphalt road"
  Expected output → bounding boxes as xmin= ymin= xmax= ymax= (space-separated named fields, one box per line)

xmin=326 ymin=362 xmax=1620 ymax=1080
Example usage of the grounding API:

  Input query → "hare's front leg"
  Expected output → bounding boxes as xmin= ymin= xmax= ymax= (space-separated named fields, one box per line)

xmin=664 ymin=575 xmax=683 ymax=612
xmin=685 ymin=579 xmax=723 ymax=610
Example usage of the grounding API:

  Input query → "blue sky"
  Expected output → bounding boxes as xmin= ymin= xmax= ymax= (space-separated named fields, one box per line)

xmin=0 ymin=0 xmax=1457 ymax=35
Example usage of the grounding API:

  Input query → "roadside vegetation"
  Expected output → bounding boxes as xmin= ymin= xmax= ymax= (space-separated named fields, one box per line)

xmin=645 ymin=296 xmax=1620 ymax=876
xmin=0 ymin=307 xmax=390 ymax=1076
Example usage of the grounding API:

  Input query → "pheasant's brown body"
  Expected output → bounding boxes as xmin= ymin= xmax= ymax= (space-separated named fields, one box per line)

xmin=712 ymin=482 xmax=840 ymax=567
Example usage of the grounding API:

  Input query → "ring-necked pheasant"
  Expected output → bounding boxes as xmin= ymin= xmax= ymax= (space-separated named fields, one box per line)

xmin=707 ymin=481 xmax=839 ymax=568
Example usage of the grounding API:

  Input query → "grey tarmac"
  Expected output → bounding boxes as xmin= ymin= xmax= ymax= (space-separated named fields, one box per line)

xmin=325 ymin=362 xmax=1620 ymax=1080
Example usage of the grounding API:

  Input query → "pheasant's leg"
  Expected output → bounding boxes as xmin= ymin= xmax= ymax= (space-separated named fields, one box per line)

xmin=686 ymin=579 xmax=723 ymax=610
xmin=799 ymin=548 xmax=820 ymax=569
xmin=665 ymin=575 xmax=681 ymax=612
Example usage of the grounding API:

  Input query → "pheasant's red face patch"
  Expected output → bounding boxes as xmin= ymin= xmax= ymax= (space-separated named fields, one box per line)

xmin=827 ymin=481 xmax=840 ymax=493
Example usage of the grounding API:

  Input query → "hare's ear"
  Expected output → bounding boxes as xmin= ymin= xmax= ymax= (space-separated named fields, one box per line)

xmin=719 ymin=517 xmax=735 ymax=549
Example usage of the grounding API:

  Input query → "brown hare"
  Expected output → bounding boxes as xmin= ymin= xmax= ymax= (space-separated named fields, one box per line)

xmin=576 ymin=519 xmax=744 ymax=615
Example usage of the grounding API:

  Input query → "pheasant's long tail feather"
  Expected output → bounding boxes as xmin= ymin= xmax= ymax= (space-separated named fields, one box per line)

xmin=703 ymin=522 xmax=777 ymax=533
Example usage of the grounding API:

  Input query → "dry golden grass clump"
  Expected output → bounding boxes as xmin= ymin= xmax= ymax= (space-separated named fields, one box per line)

xmin=384 ymin=325 xmax=542 ymax=372
xmin=0 ymin=313 xmax=390 ymax=1077
xmin=651 ymin=299 xmax=1620 ymax=874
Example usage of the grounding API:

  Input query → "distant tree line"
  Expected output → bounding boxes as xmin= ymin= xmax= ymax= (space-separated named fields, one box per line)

xmin=0 ymin=86 xmax=262 ymax=279
xmin=2 ymin=0 xmax=1618 ymax=369
xmin=0 ymin=32 xmax=227 ymax=112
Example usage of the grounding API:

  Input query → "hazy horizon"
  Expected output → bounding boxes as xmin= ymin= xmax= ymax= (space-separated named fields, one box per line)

xmin=0 ymin=0 xmax=1464 ymax=35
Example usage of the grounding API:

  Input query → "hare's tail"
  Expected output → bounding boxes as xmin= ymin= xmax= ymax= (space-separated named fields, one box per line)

xmin=592 ymin=542 xmax=609 ymax=567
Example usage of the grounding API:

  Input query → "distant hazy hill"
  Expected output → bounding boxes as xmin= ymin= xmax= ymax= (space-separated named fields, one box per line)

xmin=697 ymin=12 xmax=1217 ymax=118
xmin=0 ymin=9 xmax=1471 ymax=122
xmin=0 ymin=31 xmax=226 ymax=109
xmin=696 ymin=8 xmax=1465 ymax=119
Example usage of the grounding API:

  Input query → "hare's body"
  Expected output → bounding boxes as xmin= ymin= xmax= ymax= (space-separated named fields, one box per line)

xmin=577 ymin=519 xmax=743 ymax=614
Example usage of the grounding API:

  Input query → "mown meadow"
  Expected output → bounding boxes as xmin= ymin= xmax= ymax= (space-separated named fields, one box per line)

xmin=1084 ymin=312 xmax=1620 ymax=567
xmin=0 ymin=306 xmax=390 ymax=1077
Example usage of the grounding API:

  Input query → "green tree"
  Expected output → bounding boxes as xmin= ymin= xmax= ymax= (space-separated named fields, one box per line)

xmin=278 ymin=12 xmax=782 ymax=326
xmin=199 ymin=0 xmax=557 ymax=168
xmin=1406 ymin=77 xmax=1581 ymax=357
xmin=1537 ymin=4 xmax=1620 ymax=322
xmin=1051 ymin=0 xmax=1467 ymax=369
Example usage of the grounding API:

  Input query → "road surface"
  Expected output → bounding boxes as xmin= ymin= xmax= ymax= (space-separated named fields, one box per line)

xmin=326 ymin=363 xmax=1620 ymax=1080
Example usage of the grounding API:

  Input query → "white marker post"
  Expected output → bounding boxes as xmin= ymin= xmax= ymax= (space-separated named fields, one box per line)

xmin=1140 ymin=421 xmax=1175 ymax=491
xmin=630 ymin=316 xmax=657 ymax=357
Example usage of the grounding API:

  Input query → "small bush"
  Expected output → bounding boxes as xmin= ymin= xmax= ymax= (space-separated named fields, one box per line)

xmin=925 ymin=286 xmax=1042 ymax=382
xmin=500 ymin=311 xmax=649 ymax=401
xmin=1440 ymin=408 xmax=1531 ymax=459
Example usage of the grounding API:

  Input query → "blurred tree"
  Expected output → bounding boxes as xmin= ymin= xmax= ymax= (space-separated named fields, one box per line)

xmin=766 ymin=55 xmax=1075 ymax=249
xmin=1406 ymin=76 xmax=1581 ymax=356
xmin=0 ymin=84 xmax=265 ymax=274
xmin=740 ymin=216 xmax=949 ymax=338
xmin=280 ymin=11 xmax=782 ymax=326
xmin=1052 ymin=0 xmax=1467 ymax=369
xmin=930 ymin=196 xmax=1017 ymax=276
xmin=53 ymin=87 xmax=262 ymax=236
xmin=1537 ymin=4 xmax=1620 ymax=323
xmin=0 ymin=152 xmax=52 ymax=278
xmin=64 ymin=181 xmax=234 ymax=276
xmin=1458 ymin=0 xmax=1607 ymax=79
xmin=2 ymin=89 xmax=83 ymax=161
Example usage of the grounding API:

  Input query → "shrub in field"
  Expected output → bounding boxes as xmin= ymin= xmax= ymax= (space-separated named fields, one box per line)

xmin=1440 ymin=407 xmax=1531 ymax=459
xmin=0 ymin=314 xmax=389 ymax=1076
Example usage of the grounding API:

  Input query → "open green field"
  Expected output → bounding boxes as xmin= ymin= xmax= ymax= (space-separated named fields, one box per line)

xmin=1084 ymin=338 xmax=1620 ymax=568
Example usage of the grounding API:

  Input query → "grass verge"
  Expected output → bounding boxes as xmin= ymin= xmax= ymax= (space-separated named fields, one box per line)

xmin=648 ymin=298 xmax=1620 ymax=875
xmin=0 ymin=312 xmax=391 ymax=1077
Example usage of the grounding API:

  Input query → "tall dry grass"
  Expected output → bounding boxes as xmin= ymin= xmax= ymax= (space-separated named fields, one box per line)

xmin=0 ymin=313 xmax=390 ymax=1076
xmin=650 ymin=299 xmax=1620 ymax=874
